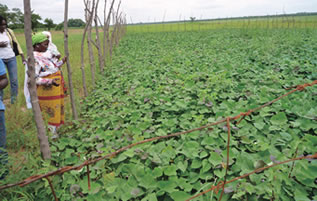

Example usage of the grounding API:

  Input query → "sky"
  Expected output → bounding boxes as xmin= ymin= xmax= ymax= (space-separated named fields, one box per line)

xmin=1 ymin=0 xmax=317 ymax=24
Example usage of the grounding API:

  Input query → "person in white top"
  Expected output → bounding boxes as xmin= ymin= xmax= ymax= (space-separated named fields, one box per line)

xmin=42 ymin=31 xmax=67 ymax=95
xmin=24 ymin=31 xmax=67 ymax=109
xmin=0 ymin=15 xmax=25 ymax=104
xmin=32 ymin=32 xmax=67 ymax=136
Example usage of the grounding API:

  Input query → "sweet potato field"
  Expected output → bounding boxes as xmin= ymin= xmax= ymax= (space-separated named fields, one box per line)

xmin=2 ymin=27 xmax=317 ymax=200
xmin=45 ymin=29 xmax=317 ymax=200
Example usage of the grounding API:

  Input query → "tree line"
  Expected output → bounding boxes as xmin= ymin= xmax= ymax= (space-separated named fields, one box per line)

xmin=0 ymin=3 xmax=85 ymax=30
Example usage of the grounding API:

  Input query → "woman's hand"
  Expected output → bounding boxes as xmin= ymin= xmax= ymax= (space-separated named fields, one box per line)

xmin=0 ymin=41 xmax=8 ymax=48
xmin=21 ymin=54 xmax=27 ymax=64
xmin=51 ymin=78 xmax=60 ymax=86
xmin=62 ymin=56 xmax=67 ymax=64
xmin=43 ymin=78 xmax=60 ymax=87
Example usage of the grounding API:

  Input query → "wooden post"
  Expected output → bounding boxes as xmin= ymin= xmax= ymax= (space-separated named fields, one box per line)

xmin=80 ymin=0 xmax=92 ymax=97
xmin=109 ymin=1 xmax=121 ymax=60
xmin=94 ymin=0 xmax=105 ymax=73
xmin=64 ymin=0 xmax=78 ymax=120
xmin=86 ymin=0 xmax=96 ymax=89
xmin=104 ymin=0 xmax=116 ymax=67
xmin=23 ymin=0 xmax=51 ymax=159
xmin=102 ymin=0 xmax=108 ymax=68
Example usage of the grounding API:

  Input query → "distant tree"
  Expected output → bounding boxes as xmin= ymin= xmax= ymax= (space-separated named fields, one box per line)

xmin=0 ymin=4 xmax=24 ymax=29
xmin=68 ymin=18 xmax=85 ymax=27
xmin=44 ymin=18 xmax=54 ymax=30
xmin=8 ymin=8 xmax=24 ymax=29
xmin=31 ymin=11 xmax=42 ymax=30
xmin=55 ymin=22 xmax=63 ymax=30
xmin=190 ymin=17 xmax=196 ymax=22
xmin=0 ymin=4 xmax=9 ymax=19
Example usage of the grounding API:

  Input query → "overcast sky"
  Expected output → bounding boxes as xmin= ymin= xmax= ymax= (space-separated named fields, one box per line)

xmin=1 ymin=0 xmax=317 ymax=24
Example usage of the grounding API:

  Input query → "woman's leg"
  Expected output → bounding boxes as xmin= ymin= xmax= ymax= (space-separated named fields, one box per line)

xmin=0 ymin=110 xmax=7 ymax=162
xmin=0 ymin=110 xmax=6 ymax=152
xmin=0 ymin=110 xmax=8 ymax=179
xmin=3 ymin=57 xmax=18 ymax=104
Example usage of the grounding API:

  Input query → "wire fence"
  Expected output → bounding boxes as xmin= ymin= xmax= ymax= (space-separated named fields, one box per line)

xmin=0 ymin=80 xmax=316 ymax=201
xmin=126 ymin=15 xmax=317 ymax=33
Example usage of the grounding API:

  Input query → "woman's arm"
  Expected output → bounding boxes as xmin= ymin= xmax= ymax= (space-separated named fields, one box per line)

xmin=34 ymin=58 xmax=59 ymax=86
xmin=0 ymin=74 xmax=8 ymax=90
xmin=0 ymin=41 xmax=8 ymax=48
xmin=8 ymin=28 xmax=26 ymax=63
xmin=0 ymin=59 xmax=8 ymax=90
xmin=55 ymin=56 xmax=67 ymax=67
xmin=36 ymin=78 xmax=59 ymax=86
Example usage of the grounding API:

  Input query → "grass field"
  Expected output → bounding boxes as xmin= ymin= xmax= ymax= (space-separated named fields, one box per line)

xmin=127 ymin=15 xmax=317 ymax=33
xmin=1 ymin=15 xmax=317 ymax=200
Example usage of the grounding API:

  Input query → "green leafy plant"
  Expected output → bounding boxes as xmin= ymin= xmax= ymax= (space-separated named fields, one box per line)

xmin=2 ymin=28 xmax=317 ymax=201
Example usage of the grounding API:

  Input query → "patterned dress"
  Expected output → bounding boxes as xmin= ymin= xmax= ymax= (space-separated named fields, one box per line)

xmin=34 ymin=51 xmax=65 ymax=127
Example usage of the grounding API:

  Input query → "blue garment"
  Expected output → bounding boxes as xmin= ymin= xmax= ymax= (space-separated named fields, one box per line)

xmin=0 ymin=59 xmax=6 ymax=110
xmin=0 ymin=59 xmax=8 ymax=175
xmin=0 ymin=111 xmax=6 ymax=156
xmin=0 ymin=110 xmax=8 ymax=180
xmin=0 ymin=56 xmax=18 ymax=104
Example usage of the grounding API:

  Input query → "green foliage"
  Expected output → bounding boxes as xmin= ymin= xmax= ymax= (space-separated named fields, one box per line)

xmin=44 ymin=29 xmax=317 ymax=200
xmin=0 ymin=3 xmax=9 ymax=20
xmin=54 ymin=19 xmax=86 ymax=31
xmin=0 ymin=4 xmax=24 ymax=29
xmin=55 ymin=22 xmax=64 ymax=31
xmin=67 ymin=18 xmax=85 ymax=28
xmin=2 ymin=28 xmax=317 ymax=200
xmin=44 ymin=18 xmax=55 ymax=31
xmin=7 ymin=8 xmax=24 ymax=29
xmin=31 ymin=12 xmax=42 ymax=31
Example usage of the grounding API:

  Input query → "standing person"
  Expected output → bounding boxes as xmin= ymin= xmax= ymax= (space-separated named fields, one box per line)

xmin=42 ymin=31 xmax=67 ymax=94
xmin=0 ymin=15 xmax=26 ymax=104
xmin=32 ymin=33 xmax=66 ymax=136
xmin=0 ymin=59 xmax=8 ymax=180
xmin=24 ymin=31 xmax=67 ymax=109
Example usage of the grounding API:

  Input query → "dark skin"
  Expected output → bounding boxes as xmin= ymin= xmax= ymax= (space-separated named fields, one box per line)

xmin=33 ymin=39 xmax=50 ymax=52
xmin=0 ymin=20 xmax=7 ymax=47
xmin=0 ymin=19 xmax=26 ymax=63
xmin=33 ymin=40 xmax=67 ymax=87
xmin=33 ymin=40 xmax=67 ymax=63
xmin=0 ymin=74 xmax=8 ymax=90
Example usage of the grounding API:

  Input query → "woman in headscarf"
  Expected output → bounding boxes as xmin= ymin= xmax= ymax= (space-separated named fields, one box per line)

xmin=32 ymin=32 xmax=67 ymax=135
xmin=42 ymin=31 xmax=67 ymax=93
